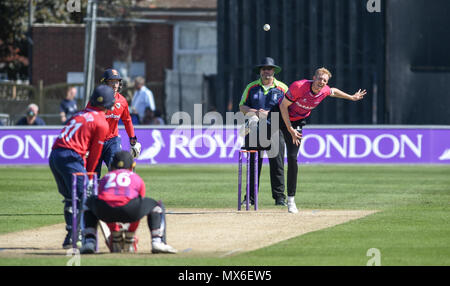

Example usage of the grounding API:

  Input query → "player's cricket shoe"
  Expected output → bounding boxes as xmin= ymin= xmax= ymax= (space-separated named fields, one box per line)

xmin=287 ymin=196 xmax=299 ymax=213
xmin=151 ymin=242 xmax=178 ymax=254
xmin=62 ymin=232 xmax=72 ymax=249
xmin=287 ymin=202 xmax=299 ymax=213
xmin=62 ymin=230 xmax=82 ymax=249
xmin=241 ymin=196 xmax=255 ymax=206
xmin=275 ymin=198 xmax=287 ymax=206
xmin=80 ymin=238 xmax=96 ymax=254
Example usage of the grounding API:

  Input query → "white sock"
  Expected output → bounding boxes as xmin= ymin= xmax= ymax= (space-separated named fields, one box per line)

xmin=287 ymin=196 xmax=295 ymax=204
xmin=152 ymin=237 xmax=162 ymax=244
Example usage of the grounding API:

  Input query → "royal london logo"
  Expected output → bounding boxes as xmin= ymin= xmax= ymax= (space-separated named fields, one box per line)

xmin=137 ymin=130 xmax=165 ymax=164
xmin=438 ymin=149 xmax=450 ymax=160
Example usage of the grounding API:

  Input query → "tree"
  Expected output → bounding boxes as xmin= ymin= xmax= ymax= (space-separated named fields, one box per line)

xmin=0 ymin=0 xmax=142 ymax=81
xmin=0 ymin=0 xmax=87 ymax=81
xmin=0 ymin=1 xmax=29 ymax=80
xmin=99 ymin=0 xmax=142 ymax=85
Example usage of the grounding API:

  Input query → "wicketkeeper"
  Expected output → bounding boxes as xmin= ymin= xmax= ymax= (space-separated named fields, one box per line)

xmin=80 ymin=151 xmax=177 ymax=254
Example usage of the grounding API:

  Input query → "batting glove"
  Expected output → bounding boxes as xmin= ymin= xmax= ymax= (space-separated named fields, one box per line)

xmin=130 ymin=142 xmax=141 ymax=159
xmin=84 ymin=179 xmax=95 ymax=205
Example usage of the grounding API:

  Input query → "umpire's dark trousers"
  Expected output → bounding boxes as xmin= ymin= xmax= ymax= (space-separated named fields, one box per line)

xmin=243 ymin=123 xmax=285 ymax=202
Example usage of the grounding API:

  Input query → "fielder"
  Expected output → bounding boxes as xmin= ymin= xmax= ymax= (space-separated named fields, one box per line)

xmin=86 ymin=68 xmax=141 ymax=178
xmin=276 ymin=67 xmax=366 ymax=213
xmin=80 ymin=151 xmax=177 ymax=254
xmin=49 ymin=85 xmax=115 ymax=249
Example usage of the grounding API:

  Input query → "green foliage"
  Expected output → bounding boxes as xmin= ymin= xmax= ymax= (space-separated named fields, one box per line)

xmin=0 ymin=1 xmax=29 ymax=79
xmin=33 ymin=0 xmax=88 ymax=24
xmin=0 ymin=0 xmax=140 ymax=80
xmin=0 ymin=0 xmax=88 ymax=80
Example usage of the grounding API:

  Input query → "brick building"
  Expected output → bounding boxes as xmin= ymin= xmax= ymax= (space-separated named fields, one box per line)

xmin=31 ymin=0 xmax=217 ymax=121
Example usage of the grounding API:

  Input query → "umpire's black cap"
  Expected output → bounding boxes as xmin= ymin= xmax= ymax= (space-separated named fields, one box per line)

xmin=253 ymin=57 xmax=282 ymax=74
xmin=111 ymin=151 xmax=135 ymax=170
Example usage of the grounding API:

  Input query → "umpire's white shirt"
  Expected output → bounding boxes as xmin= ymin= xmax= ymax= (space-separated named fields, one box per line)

xmin=131 ymin=86 xmax=156 ymax=121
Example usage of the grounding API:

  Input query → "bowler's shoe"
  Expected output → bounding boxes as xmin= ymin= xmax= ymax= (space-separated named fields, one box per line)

xmin=288 ymin=202 xmax=299 ymax=214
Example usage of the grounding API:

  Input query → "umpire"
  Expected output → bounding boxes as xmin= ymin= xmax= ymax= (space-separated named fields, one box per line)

xmin=239 ymin=57 xmax=288 ymax=206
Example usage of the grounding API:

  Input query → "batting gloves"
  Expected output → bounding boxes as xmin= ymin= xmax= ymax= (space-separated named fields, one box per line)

xmin=130 ymin=142 xmax=141 ymax=159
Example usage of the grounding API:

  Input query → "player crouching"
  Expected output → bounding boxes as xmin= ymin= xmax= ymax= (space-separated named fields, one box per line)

xmin=80 ymin=151 xmax=177 ymax=254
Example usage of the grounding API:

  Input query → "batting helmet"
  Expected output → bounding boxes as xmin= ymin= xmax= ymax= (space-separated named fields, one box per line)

xmin=100 ymin=68 xmax=123 ymax=92
xmin=100 ymin=68 xmax=122 ymax=82
xmin=89 ymin=84 xmax=116 ymax=110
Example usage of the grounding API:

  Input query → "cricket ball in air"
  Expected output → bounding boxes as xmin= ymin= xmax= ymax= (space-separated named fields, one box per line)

xmin=263 ymin=24 xmax=270 ymax=31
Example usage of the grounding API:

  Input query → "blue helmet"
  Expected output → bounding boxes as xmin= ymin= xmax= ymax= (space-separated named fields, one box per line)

xmin=100 ymin=68 xmax=123 ymax=92
xmin=100 ymin=68 xmax=122 ymax=82
xmin=89 ymin=84 xmax=116 ymax=109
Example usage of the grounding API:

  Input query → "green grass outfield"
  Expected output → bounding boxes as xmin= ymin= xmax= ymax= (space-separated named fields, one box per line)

xmin=0 ymin=164 xmax=449 ymax=266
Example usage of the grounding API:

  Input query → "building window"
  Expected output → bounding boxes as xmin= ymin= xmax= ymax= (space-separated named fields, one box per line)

xmin=173 ymin=22 xmax=217 ymax=75
xmin=67 ymin=72 xmax=84 ymax=99
xmin=113 ymin=61 xmax=146 ymax=81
